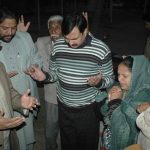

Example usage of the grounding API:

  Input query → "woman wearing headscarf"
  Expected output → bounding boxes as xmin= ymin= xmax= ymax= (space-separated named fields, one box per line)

xmin=101 ymin=55 xmax=150 ymax=150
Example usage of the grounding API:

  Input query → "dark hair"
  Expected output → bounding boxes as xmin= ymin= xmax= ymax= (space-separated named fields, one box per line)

xmin=120 ymin=56 xmax=133 ymax=72
xmin=62 ymin=12 xmax=87 ymax=36
xmin=0 ymin=7 xmax=17 ymax=24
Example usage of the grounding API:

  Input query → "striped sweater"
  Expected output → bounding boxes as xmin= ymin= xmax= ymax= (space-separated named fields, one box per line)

xmin=47 ymin=35 xmax=114 ymax=107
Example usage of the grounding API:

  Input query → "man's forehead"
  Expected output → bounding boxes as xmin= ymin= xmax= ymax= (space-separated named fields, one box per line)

xmin=49 ymin=20 xmax=61 ymax=25
xmin=65 ymin=26 xmax=81 ymax=39
xmin=0 ymin=18 xmax=17 ymax=26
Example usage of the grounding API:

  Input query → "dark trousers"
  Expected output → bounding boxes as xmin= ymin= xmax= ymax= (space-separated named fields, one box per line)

xmin=45 ymin=102 xmax=59 ymax=150
xmin=58 ymin=101 xmax=100 ymax=150
xmin=9 ymin=130 xmax=20 ymax=150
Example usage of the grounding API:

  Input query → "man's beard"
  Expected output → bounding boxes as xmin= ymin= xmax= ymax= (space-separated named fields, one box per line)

xmin=0 ymin=34 xmax=15 ymax=43
xmin=51 ymin=34 xmax=60 ymax=42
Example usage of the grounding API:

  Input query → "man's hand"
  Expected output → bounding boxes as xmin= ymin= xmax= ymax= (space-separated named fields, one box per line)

xmin=82 ymin=11 xmax=90 ymax=35
xmin=137 ymin=102 xmax=150 ymax=113
xmin=17 ymin=15 xmax=31 ymax=32
xmin=87 ymin=73 xmax=102 ymax=86
xmin=82 ymin=11 xmax=88 ymax=24
xmin=21 ymin=89 xmax=40 ymax=110
xmin=24 ymin=64 xmax=39 ymax=75
xmin=0 ymin=114 xmax=25 ymax=130
xmin=7 ymin=71 xmax=18 ymax=78
xmin=25 ymin=65 xmax=46 ymax=81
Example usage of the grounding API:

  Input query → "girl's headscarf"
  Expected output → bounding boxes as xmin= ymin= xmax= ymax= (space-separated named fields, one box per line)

xmin=125 ymin=55 xmax=150 ymax=102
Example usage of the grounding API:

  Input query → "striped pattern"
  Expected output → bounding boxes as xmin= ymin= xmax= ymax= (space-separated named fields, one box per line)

xmin=48 ymin=35 xmax=114 ymax=107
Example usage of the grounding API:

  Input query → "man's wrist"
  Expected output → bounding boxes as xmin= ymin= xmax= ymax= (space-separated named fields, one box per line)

xmin=96 ymin=79 xmax=103 ymax=88
xmin=43 ymin=71 xmax=51 ymax=83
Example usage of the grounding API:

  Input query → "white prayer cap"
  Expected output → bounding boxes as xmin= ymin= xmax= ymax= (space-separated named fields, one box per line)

xmin=48 ymin=15 xmax=63 ymax=29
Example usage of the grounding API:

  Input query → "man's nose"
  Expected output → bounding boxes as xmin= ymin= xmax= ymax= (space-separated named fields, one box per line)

xmin=68 ymin=40 xmax=74 ymax=46
xmin=51 ymin=29 xmax=57 ymax=34
xmin=7 ymin=28 xmax=13 ymax=35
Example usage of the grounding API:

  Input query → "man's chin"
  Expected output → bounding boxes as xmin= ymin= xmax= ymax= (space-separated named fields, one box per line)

xmin=70 ymin=45 xmax=78 ymax=49
xmin=2 ymin=38 xmax=12 ymax=43
xmin=0 ymin=35 xmax=14 ymax=43
xmin=51 ymin=37 xmax=59 ymax=42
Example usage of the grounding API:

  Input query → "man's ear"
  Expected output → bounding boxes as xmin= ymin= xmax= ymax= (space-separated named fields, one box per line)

xmin=84 ymin=28 xmax=88 ymax=36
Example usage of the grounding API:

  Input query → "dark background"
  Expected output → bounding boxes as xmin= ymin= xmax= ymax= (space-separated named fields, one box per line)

xmin=0 ymin=0 xmax=150 ymax=55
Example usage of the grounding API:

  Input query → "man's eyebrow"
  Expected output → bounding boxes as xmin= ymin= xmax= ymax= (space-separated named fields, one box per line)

xmin=0 ymin=25 xmax=17 ymax=28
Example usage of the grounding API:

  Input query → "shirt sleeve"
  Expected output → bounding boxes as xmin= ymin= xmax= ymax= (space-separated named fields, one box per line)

xmin=98 ymin=50 xmax=114 ymax=89
xmin=1 ymin=63 xmax=23 ymax=112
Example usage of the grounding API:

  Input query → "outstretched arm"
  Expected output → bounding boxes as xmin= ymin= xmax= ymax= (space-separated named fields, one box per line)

xmin=25 ymin=65 xmax=46 ymax=81
xmin=21 ymin=89 xmax=40 ymax=110
xmin=0 ymin=110 xmax=25 ymax=130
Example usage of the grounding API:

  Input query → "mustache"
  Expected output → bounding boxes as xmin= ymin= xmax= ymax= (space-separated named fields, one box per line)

xmin=71 ymin=44 xmax=78 ymax=47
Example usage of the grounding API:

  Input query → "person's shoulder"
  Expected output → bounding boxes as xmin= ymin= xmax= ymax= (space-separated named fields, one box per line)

xmin=36 ymin=36 xmax=51 ymax=47
xmin=15 ymin=31 xmax=31 ymax=40
xmin=16 ymin=31 xmax=30 ymax=36
xmin=92 ymin=36 xmax=106 ymax=45
xmin=54 ymin=37 xmax=65 ymax=45
xmin=37 ymin=36 xmax=50 ymax=43
xmin=91 ymin=36 xmax=110 ymax=51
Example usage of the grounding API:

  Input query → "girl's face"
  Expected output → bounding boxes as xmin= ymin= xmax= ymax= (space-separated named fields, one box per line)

xmin=118 ymin=63 xmax=132 ymax=91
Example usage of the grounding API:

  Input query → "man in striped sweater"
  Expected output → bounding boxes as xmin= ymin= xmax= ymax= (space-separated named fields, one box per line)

xmin=27 ymin=12 xmax=114 ymax=150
